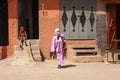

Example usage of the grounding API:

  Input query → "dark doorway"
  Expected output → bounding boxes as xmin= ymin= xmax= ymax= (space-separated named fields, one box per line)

xmin=116 ymin=4 xmax=120 ymax=48
xmin=106 ymin=4 xmax=117 ymax=49
xmin=32 ymin=0 xmax=39 ymax=39
xmin=18 ymin=0 xmax=39 ymax=39
xmin=0 ymin=0 xmax=8 ymax=46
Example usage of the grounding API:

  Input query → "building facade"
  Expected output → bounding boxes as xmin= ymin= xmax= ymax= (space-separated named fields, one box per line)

xmin=0 ymin=0 xmax=119 ymax=59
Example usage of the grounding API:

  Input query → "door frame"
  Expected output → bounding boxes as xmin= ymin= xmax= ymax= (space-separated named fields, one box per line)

xmin=17 ymin=0 xmax=39 ymax=39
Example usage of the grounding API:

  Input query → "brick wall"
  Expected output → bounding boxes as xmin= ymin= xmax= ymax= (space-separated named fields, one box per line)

xmin=39 ymin=0 xmax=60 ymax=58
xmin=0 ymin=0 xmax=18 ymax=59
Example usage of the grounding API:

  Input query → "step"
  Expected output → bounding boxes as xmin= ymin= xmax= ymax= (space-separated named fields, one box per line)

xmin=30 ymin=45 xmax=39 ymax=50
xmin=14 ymin=44 xmax=31 ymax=51
xmin=24 ymin=46 xmax=34 ymax=59
xmin=13 ymin=40 xmax=40 ymax=64
xmin=73 ymin=55 xmax=103 ymax=62
xmin=27 ymin=39 xmax=41 ymax=61
xmin=31 ymin=50 xmax=41 ymax=61
xmin=32 ymin=51 xmax=40 ymax=55
xmin=73 ymin=49 xmax=99 ymax=53
xmin=106 ymin=49 xmax=120 ymax=53
xmin=66 ymin=45 xmax=102 ymax=62
xmin=13 ymin=45 xmax=34 ymax=63
xmin=68 ymin=48 xmax=100 ymax=56
xmin=14 ymin=45 xmax=24 ymax=51
xmin=32 ymin=55 xmax=41 ymax=61
xmin=106 ymin=50 xmax=120 ymax=62
xmin=29 ymin=39 xmax=39 ymax=45
xmin=12 ymin=53 xmax=34 ymax=65
xmin=69 ymin=45 xmax=97 ymax=49
xmin=33 ymin=56 xmax=41 ymax=61
xmin=73 ymin=50 xmax=98 ymax=55
xmin=15 ymin=40 xmax=30 ymax=45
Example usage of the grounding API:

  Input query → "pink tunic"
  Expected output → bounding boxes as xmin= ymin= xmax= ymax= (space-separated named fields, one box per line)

xmin=50 ymin=34 xmax=66 ymax=65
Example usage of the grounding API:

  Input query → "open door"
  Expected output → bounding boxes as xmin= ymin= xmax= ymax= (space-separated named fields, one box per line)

xmin=116 ymin=4 xmax=120 ymax=49
xmin=106 ymin=4 xmax=117 ymax=49
xmin=18 ymin=0 xmax=39 ymax=39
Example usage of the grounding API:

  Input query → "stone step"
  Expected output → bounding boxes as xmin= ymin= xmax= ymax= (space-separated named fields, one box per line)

xmin=13 ymin=44 xmax=34 ymax=64
xmin=15 ymin=40 xmax=30 ymax=45
xmin=29 ymin=39 xmax=39 ymax=45
xmin=13 ymin=52 xmax=25 ymax=57
xmin=32 ymin=51 xmax=41 ymax=61
xmin=13 ymin=56 xmax=29 ymax=58
xmin=32 ymin=55 xmax=41 ymax=61
xmin=30 ymin=45 xmax=39 ymax=50
xmin=73 ymin=55 xmax=103 ymax=63
xmin=33 ymin=55 xmax=41 ymax=61
xmin=67 ymin=44 xmax=102 ymax=62
xmin=74 ymin=50 xmax=99 ymax=55
xmin=14 ymin=53 xmax=26 ymax=57
xmin=73 ymin=49 xmax=99 ymax=53
xmin=13 ymin=40 xmax=40 ymax=64
xmin=14 ymin=50 xmax=24 ymax=53
xmin=14 ymin=45 xmax=24 ymax=51
xmin=32 ymin=51 xmax=40 ymax=55
xmin=14 ymin=44 xmax=31 ymax=51
xmin=70 ymin=45 xmax=97 ymax=49
xmin=24 ymin=39 xmax=41 ymax=62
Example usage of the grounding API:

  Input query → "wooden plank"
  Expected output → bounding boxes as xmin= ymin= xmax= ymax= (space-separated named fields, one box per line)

xmin=105 ymin=0 xmax=120 ymax=4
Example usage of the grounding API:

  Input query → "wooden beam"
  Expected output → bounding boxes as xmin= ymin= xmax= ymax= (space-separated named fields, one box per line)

xmin=104 ymin=0 xmax=120 ymax=4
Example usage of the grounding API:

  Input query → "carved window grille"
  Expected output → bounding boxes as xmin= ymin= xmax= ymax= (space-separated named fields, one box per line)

xmin=60 ymin=0 xmax=96 ymax=39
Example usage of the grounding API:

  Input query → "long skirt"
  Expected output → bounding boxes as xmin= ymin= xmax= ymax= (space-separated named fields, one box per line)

xmin=56 ymin=52 xmax=64 ymax=65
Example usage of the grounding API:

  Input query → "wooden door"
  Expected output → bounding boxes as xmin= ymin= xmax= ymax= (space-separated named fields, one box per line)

xmin=106 ymin=4 xmax=117 ymax=49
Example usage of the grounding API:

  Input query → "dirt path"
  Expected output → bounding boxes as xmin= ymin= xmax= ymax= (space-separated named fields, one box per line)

xmin=0 ymin=57 xmax=120 ymax=80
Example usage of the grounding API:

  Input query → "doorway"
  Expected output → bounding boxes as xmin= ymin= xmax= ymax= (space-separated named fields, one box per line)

xmin=0 ymin=0 xmax=8 ymax=46
xmin=18 ymin=0 xmax=39 ymax=39
xmin=116 ymin=4 xmax=120 ymax=48
xmin=106 ymin=4 xmax=117 ymax=49
xmin=106 ymin=4 xmax=120 ymax=49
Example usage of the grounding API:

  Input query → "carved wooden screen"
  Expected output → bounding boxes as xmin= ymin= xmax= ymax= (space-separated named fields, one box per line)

xmin=60 ymin=0 xmax=96 ymax=39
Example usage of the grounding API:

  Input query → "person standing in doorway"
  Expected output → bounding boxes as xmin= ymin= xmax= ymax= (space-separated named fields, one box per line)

xmin=19 ymin=26 xmax=28 ymax=50
xmin=50 ymin=28 xmax=66 ymax=68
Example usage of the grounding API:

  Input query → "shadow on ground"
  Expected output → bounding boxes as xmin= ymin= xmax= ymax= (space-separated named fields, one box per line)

xmin=60 ymin=64 xmax=76 ymax=68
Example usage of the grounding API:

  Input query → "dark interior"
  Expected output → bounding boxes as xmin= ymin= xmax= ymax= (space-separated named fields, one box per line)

xmin=0 ymin=0 xmax=8 ymax=46
xmin=18 ymin=0 xmax=39 ymax=39
xmin=32 ymin=0 xmax=39 ymax=39
xmin=116 ymin=4 xmax=120 ymax=48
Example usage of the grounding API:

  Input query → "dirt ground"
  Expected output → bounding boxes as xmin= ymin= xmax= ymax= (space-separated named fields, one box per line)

xmin=0 ymin=57 xmax=120 ymax=80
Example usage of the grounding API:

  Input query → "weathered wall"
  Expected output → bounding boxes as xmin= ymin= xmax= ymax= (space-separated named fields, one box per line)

xmin=8 ymin=0 xmax=18 ymax=56
xmin=0 ymin=0 xmax=18 ymax=59
xmin=96 ymin=0 xmax=106 ymax=53
xmin=39 ymin=0 xmax=97 ymax=59
xmin=39 ymin=0 xmax=60 ymax=58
